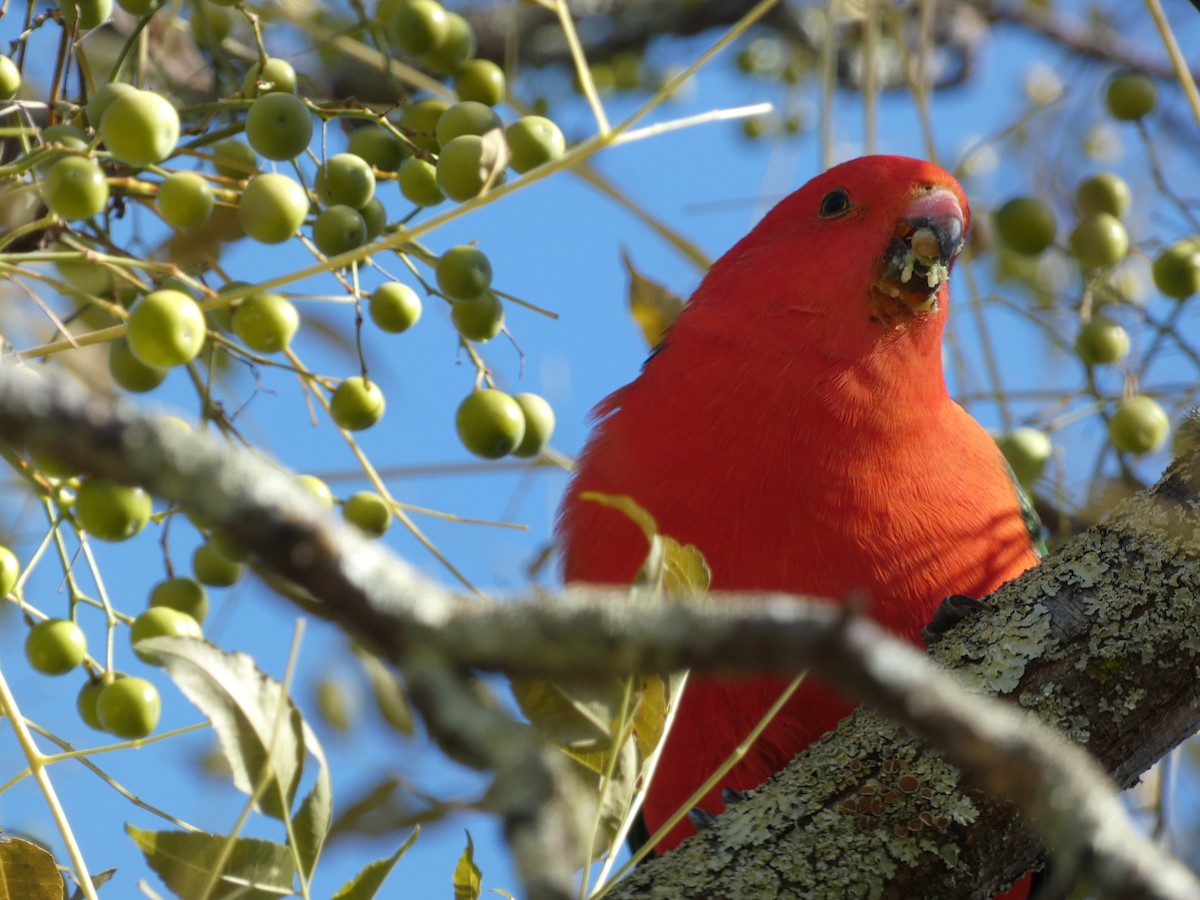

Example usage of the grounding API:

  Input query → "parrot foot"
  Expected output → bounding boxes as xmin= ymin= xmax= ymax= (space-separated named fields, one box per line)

xmin=721 ymin=787 xmax=749 ymax=806
xmin=687 ymin=808 xmax=718 ymax=830
xmin=922 ymin=594 xmax=988 ymax=644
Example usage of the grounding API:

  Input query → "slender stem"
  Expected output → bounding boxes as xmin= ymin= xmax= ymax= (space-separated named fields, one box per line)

xmin=1143 ymin=0 xmax=1200 ymax=131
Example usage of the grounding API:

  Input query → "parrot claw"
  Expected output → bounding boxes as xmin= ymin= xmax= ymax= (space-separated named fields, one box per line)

xmin=922 ymin=594 xmax=988 ymax=644
xmin=721 ymin=787 xmax=749 ymax=806
xmin=688 ymin=808 xmax=718 ymax=830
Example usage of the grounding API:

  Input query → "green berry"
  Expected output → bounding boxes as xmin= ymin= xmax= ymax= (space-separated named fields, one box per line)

xmin=398 ymin=98 xmax=450 ymax=151
xmin=296 ymin=474 xmax=334 ymax=511
xmin=315 ymin=153 xmax=376 ymax=208
xmin=436 ymin=134 xmax=504 ymax=202
xmin=238 ymin=173 xmax=308 ymax=244
xmin=78 ymin=675 xmax=117 ymax=731
xmin=1075 ymin=314 xmax=1130 ymax=366
xmin=208 ymin=528 xmax=251 ymax=563
xmin=118 ymin=0 xmax=164 ymax=15
xmin=109 ymin=337 xmax=168 ymax=392
xmin=25 ymin=619 xmax=87 ymax=675
xmin=398 ymin=157 xmax=444 ymax=206
xmin=131 ymin=607 xmax=202 ymax=664
xmin=435 ymin=101 xmax=502 ymax=147
xmin=0 ymin=545 xmax=19 ymax=597
xmin=1152 ymin=240 xmax=1200 ymax=300
xmin=42 ymin=157 xmax=109 ymax=220
xmin=347 ymin=125 xmax=407 ymax=172
xmin=343 ymin=491 xmax=392 ymax=537
xmin=0 ymin=55 xmax=21 ymax=101
xmin=1105 ymin=71 xmax=1156 ymax=121
xmin=232 ymin=292 xmax=299 ymax=353
xmin=1109 ymin=396 xmax=1169 ymax=455
xmin=312 ymin=205 xmax=367 ymax=256
xmin=245 ymin=92 xmax=313 ymax=161
xmin=388 ymin=0 xmax=448 ymax=56
xmin=193 ymin=542 xmax=243 ymax=587
xmin=992 ymin=197 xmax=1056 ymax=256
xmin=450 ymin=293 xmax=504 ymax=342
xmin=242 ymin=57 xmax=297 ymax=96
xmin=436 ymin=245 xmax=492 ymax=299
xmin=85 ymin=81 xmax=136 ymax=127
xmin=455 ymin=59 xmax=505 ymax=106
xmin=212 ymin=139 xmax=258 ymax=180
xmin=127 ymin=289 xmax=206 ymax=368
xmin=36 ymin=124 xmax=89 ymax=171
xmin=99 ymin=89 xmax=180 ymax=166
xmin=997 ymin=428 xmax=1052 ymax=486
xmin=149 ymin=577 xmax=209 ymax=624
xmin=330 ymin=376 xmax=386 ymax=431
xmin=190 ymin=0 xmax=232 ymax=45
xmin=1075 ymin=173 xmax=1130 ymax=220
xmin=369 ymin=282 xmax=422 ymax=333
xmin=360 ymin=196 xmax=387 ymax=239
xmin=504 ymin=116 xmax=565 ymax=174
xmin=418 ymin=11 xmax=475 ymax=74
xmin=511 ymin=393 xmax=555 ymax=458
xmin=63 ymin=0 xmax=113 ymax=31
xmin=456 ymin=389 xmax=525 ymax=459
xmin=1069 ymin=213 xmax=1128 ymax=269
xmin=157 ymin=171 xmax=214 ymax=230
xmin=74 ymin=476 xmax=152 ymax=541
xmin=97 ymin=676 xmax=160 ymax=738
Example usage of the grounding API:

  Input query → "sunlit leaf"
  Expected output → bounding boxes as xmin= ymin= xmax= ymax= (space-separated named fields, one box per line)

xmin=292 ymin=719 xmax=332 ymax=880
xmin=353 ymin=646 xmax=415 ymax=735
xmin=510 ymin=677 xmax=618 ymax=752
xmin=331 ymin=828 xmax=418 ymax=900
xmin=452 ymin=832 xmax=482 ymax=900
xmin=0 ymin=836 xmax=63 ymax=900
xmin=623 ymin=251 xmax=685 ymax=348
xmin=126 ymin=826 xmax=295 ymax=900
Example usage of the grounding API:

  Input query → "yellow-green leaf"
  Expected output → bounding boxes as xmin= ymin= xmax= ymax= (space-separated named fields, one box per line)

xmin=0 ymin=836 xmax=63 ymax=900
xmin=578 ymin=492 xmax=658 ymax=544
xmin=623 ymin=251 xmax=684 ymax=348
xmin=453 ymin=832 xmax=482 ymax=900
xmin=510 ymin=676 xmax=619 ymax=753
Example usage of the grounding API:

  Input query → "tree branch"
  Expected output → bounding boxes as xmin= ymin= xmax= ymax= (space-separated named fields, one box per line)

xmin=2 ymin=365 xmax=1200 ymax=898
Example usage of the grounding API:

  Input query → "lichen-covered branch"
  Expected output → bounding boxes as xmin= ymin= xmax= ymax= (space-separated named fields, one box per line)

xmin=3 ymin=366 xmax=1200 ymax=898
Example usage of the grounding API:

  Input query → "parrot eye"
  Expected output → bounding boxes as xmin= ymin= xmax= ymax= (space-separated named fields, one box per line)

xmin=818 ymin=189 xmax=852 ymax=219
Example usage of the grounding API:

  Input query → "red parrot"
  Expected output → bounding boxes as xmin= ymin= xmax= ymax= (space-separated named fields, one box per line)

xmin=557 ymin=155 xmax=1041 ymax=892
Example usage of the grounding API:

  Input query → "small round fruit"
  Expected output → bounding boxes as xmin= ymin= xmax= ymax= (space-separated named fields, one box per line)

xmin=330 ymin=377 xmax=386 ymax=431
xmin=511 ymin=393 xmax=555 ymax=458
xmin=193 ymin=542 xmax=243 ymax=587
xmin=86 ymin=82 xmax=137 ymax=126
xmin=360 ymin=197 xmax=386 ymax=239
xmin=315 ymin=153 xmax=375 ymax=209
xmin=388 ymin=0 xmax=448 ymax=56
xmin=190 ymin=0 xmax=231 ymax=45
xmin=150 ymin=577 xmax=209 ymax=624
xmin=397 ymin=157 xmax=444 ymax=206
xmin=456 ymin=390 xmax=525 ymax=459
xmin=0 ymin=55 xmax=20 ymax=101
xmin=208 ymin=528 xmax=251 ymax=563
xmin=212 ymin=139 xmax=258 ymax=180
xmin=25 ymin=619 xmax=87 ymax=676
xmin=1075 ymin=173 xmax=1130 ymax=220
xmin=242 ymin=57 xmax=297 ymax=96
xmin=232 ymin=292 xmax=299 ymax=353
xmin=109 ymin=337 xmax=168 ymax=392
xmin=77 ymin=676 xmax=117 ymax=731
xmin=450 ymin=294 xmax=504 ymax=342
xmin=36 ymin=124 xmax=89 ymax=171
xmin=343 ymin=491 xmax=392 ymax=537
xmin=997 ymin=428 xmax=1052 ymax=485
xmin=1069 ymin=213 xmax=1128 ymax=269
xmin=52 ymin=241 xmax=114 ymax=294
xmin=435 ymin=101 xmax=502 ymax=147
xmin=157 ymin=171 xmax=214 ymax=230
xmin=1152 ymin=239 xmax=1200 ymax=300
xmin=436 ymin=134 xmax=504 ymax=202
xmin=99 ymin=89 xmax=180 ymax=165
xmin=369 ymin=282 xmax=422 ymax=333
xmin=0 ymin=545 xmax=19 ymax=597
xmin=992 ymin=197 xmax=1056 ymax=256
xmin=296 ymin=474 xmax=334 ymax=511
xmin=398 ymin=98 xmax=450 ymax=151
xmin=74 ymin=476 xmax=152 ymax=541
xmin=347 ymin=125 xmax=406 ymax=172
xmin=118 ymin=0 xmax=164 ymax=14
xmin=131 ymin=607 xmax=202 ymax=664
xmin=63 ymin=0 xmax=113 ymax=32
xmin=1105 ymin=71 xmax=1156 ymax=121
xmin=127 ymin=289 xmax=206 ymax=368
xmin=97 ymin=676 xmax=160 ymax=738
xmin=418 ymin=11 xmax=474 ymax=74
xmin=238 ymin=173 xmax=308 ymax=244
xmin=312 ymin=205 xmax=367 ymax=256
xmin=245 ymin=92 xmax=313 ymax=161
xmin=1075 ymin=315 xmax=1130 ymax=366
xmin=505 ymin=116 xmax=565 ymax=174
xmin=436 ymin=245 xmax=492 ymax=299
xmin=455 ymin=59 xmax=505 ymax=106
xmin=42 ymin=157 xmax=109 ymax=220
xmin=1109 ymin=396 xmax=1170 ymax=455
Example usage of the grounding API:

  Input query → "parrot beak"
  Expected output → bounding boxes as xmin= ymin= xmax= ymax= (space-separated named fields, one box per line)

xmin=876 ymin=189 xmax=966 ymax=317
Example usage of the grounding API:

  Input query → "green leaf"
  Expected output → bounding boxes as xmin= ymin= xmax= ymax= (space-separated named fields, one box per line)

xmin=623 ymin=251 xmax=684 ymax=348
xmin=329 ymin=777 xmax=459 ymax=842
xmin=292 ymin=719 xmax=332 ymax=880
xmin=578 ymin=492 xmax=658 ymax=544
xmin=510 ymin=677 xmax=620 ymax=753
xmin=452 ymin=832 xmax=482 ymax=900
xmin=126 ymin=826 xmax=295 ymax=900
xmin=142 ymin=637 xmax=305 ymax=821
xmin=0 ymin=835 xmax=64 ymax=900
xmin=331 ymin=828 xmax=418 ymax=900
xmin=353 ymin=646 xmax=414 ymax=735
